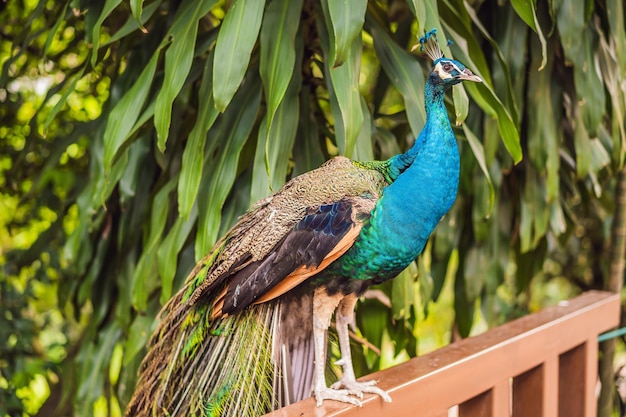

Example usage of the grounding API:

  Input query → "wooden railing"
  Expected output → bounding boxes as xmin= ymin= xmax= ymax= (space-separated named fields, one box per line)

xmin=265 ymin=290 xmax=620 ymax=417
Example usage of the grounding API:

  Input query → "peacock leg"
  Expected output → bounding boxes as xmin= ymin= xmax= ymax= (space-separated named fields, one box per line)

xmin=331 ymin=293 xmax=392 ymax=402
xmin=312 ymin=288 xmax=362 ymax=406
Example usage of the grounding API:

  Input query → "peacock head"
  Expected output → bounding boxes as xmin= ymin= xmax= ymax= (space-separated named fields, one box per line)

xmin=417 ymin=29 xmax=482 ymax=87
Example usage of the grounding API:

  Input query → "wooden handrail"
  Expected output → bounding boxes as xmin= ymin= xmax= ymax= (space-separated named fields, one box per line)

xmin=264 ymin=290 xmax=620 ymax=417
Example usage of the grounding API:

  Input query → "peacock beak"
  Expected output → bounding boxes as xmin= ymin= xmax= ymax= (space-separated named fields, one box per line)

xmin=458 ymin=68 xmax=482 ymax=83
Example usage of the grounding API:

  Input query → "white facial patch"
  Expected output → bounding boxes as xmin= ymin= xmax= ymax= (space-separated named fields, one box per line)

xmin=434 ymin=60 xmax=464 ymax=81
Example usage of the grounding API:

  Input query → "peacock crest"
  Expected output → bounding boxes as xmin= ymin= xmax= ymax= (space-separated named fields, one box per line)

xmin=416 ymin=29 xmax=451 ymax=64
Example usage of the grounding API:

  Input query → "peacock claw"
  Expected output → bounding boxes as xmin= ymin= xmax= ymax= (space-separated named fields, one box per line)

xmin=329 ymin=379 xmax=392 ymax=403
xmin=314 ymin=386 xmax=363 ymax=407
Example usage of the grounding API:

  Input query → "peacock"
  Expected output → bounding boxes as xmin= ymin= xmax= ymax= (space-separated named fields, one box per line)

xmin=126 ymin=29 xmax=481 ymax=417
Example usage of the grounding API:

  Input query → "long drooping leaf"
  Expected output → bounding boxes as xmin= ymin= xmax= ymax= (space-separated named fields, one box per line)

xmin=252 ymin=37 xmax=303 ymax=202
xmin=526 ymin=36 xmax=561 ymax=202
xmin=510 ymin=0 xmax=547 ymax=70
xmin=131 ymin=178 xmax=177 ymax=311
xmin=154 ymin=0 xmax=217 ymax=151
xmin=102 ymin=48 xmax=160 ymax=171
xmin=130 ymin=0 xmax=146 ymax=31
xmin=325 ymin=0 xmax=367 ymax=67
xmin=195 ymin=75 xmax=262 ymax=259
xmin=319 ymin=2 xmax=363 ymax=157
xmin=102 ymin=1 xmax=161 ymax=47
xmin=212 ymin=0 xmax=266 ymax=111
xmin=556 ymin=0 xmax=604 ymax=136
xmin=157 ymin=204 xmax=198 ymax=303
xmin=463 ymin=125 xmax=495 ymax=215
xmin=178 ymin=56 xmax=220 ymax=219
xmin=259 ymin=0 xmax=303 ymax=134
xmin=90 ymin=0 xmax=123 ymax=66
xmin=328 ymin=38 xmax=364 ymax=157
xmin=42 ymin=65 xmax=86 ymax=133
xmin=370 ymin=23 xmax=426 ymax=138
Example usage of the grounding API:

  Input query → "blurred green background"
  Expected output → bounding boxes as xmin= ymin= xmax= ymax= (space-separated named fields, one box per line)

xmin=1 ymin=0 xmax=625 ymax=415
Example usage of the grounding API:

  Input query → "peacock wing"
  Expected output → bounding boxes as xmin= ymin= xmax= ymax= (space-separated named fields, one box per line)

xmin=216 ymin=195 xmax=376 ymax=316
xmin=179 ymin=156 xmax=385 ymax=314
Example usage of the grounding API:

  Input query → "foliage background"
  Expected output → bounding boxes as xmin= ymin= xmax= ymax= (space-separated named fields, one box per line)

xmin=1 ymin=0 xmax=625 ymax=415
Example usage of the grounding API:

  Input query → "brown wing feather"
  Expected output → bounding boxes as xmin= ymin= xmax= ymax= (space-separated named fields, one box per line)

xmin=253 ymin=225 xmax=362 ymax=305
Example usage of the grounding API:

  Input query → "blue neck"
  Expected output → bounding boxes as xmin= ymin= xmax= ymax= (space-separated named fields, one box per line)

xmin=387 ymin=78 xmax=450 ymax=179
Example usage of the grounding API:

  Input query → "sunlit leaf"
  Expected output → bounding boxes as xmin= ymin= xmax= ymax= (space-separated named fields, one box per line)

xmin=130 ymin=0 xmax=146 ymax=32
xmin=131 ymin=178 xmax=177 ymax=311
xmin=90 ymin=0 xmax=123 ymax=66
xmin=158 ymin=204 xmax=197 ymax=303
xmin=325 ymin=0 xmax=367 ymax=67
xmin=510 ymin=0 xmax=547 ymax=70
xmin=259 ymin=0 xmax=303 ymax=134
xmin=178 ymin=56 xmax=220 ymax=219
xmin=195 ymin=75 xmax=262 ymax=259
xmin=155 ymin=0 xmax=218 ymax=151
xmin=251 ymin=40 xmax=302 ymax=202
xmin=43 ymin=65 xmax=86 ymax=133
xmin=463 ymin=125 xmax=494 ymax=216
xmin=370 ymin=23 xmax=426 ymax=138
xmin=102 ymin=1 xmax=161 ymax=46
xmin=212 ymin=0 xmax=266 ymax=111
xmin=102 ymin=48 xmax=160 ymax=171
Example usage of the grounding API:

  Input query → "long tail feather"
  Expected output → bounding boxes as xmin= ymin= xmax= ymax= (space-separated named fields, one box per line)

xmin=126 ymin=285 xmax=315 ymax=417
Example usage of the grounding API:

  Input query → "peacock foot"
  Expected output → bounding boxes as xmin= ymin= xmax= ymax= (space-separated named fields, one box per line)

xmin=314 ymin=385 xmax=364 ymax=407
xmin=329 ymin=378 xmax=392 ymax=403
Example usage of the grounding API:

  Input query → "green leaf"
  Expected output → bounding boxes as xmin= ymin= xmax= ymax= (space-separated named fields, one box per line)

xmin=319 ymin=2 xmax=363 ymax=156
xmin=351 ymin=96 xmax=374 ymax=162
xmin=90 ymin=0 xmax=123 ymax=67
xmin=131 ymin=179 xmax=177 ymax=311
xmin=510 ymin=0 xmax=547 ymax=70
xmin=519 ymin=168 xmax=549 ymax=252
xmin=123 ymin=314 xmax=154 ymax=366
xmin=328 ymin=39 xmax=363 ymax=157
xmin=454 ymin=262 xmax=474 ymax=338
xmin=155 ymin=0 xmax=218 ymax=151
xmin=77 ymin=324 xmax=121 ymax=414
xmin=195 ymin=76 xmax=262 ymax=259
xmin=370 ymin=23 xmax=426 ymax=138
xmin=102 ymin=48 xmax=160 ymax=171
xmin=452 ymin=81 xmax=469 ymax=125
xmin=463 ymin=125 xmax=495 ymax=216
xmin=130 ymin=0 xmax=146 ymax=32
xmin=556 ymin=0 xmax=605 ymax=136
xmin=157 ymin=204 xmax=197 ymax=303
xmin=525 ymin=37 xmax=560 ymax=201
xmin=43 ymin=65 xmax=86 ymax=134
xmin=392 ymin=262 xmax=417 ymax=321
xmin=42 ymin=1 xmax=69 ymax=60
xmin=259 ymin=0 xmax=303 ymax=135
xmin=408 ymin=0 xmax=426 ymax=30
xmin=119 ymin=135 xmax=151 ymax=205
xmin=212 ymin=0 xmax=266 ymax=111
xmin=102 ymin=1 xmax=161 ymax=47
xmin=292 ymin=87 xmax=326 ymax=176
xmin=464 ymin=80 xmax=522 ymax=164
xmin=178 ymin=56 xmax=220 ymax=219
xmin=325 ymin=0 xmax=367 ymax=67
xmin=252 ymin=41 xmax=302 ymax=202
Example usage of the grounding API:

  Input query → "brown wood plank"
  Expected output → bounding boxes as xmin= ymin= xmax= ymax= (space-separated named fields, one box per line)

xmin=513 ymin=364 xmax=544 ymax=417
xmin=459 ymin=389 xmax=493 ymax=417
xmin=559 ymin=343 xmax=587 ymax=417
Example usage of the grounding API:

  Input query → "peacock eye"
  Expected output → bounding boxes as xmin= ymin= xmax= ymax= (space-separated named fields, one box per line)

xmin=442 ymin=63 xmax=453 ymax=72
